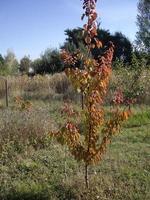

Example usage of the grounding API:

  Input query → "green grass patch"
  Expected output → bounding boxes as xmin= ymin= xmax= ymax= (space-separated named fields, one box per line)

xmin=0 ymin=104 xmax=149 ymax=199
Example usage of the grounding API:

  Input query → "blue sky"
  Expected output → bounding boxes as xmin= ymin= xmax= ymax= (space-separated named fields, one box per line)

xmin=0 ymin=0 xmax=138 ymax=60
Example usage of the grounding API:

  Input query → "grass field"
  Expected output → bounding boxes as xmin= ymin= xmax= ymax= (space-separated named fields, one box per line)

xmin=0 ymin=101 xmax=150 ymax=200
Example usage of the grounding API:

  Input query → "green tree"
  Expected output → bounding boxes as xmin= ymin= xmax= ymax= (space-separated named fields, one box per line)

xmin=4 ymin=50 xmax=19 ymax=75
xmin=64 ymin=28 xmax=84 ymax=49
xmin=31 ymin=49 xmax=63 ymax=75
xmin=19 ymin=56 xmax=31 ymax=74
xmin=136 ymin=0 xmax=150 ymax=52
xmin=0 ymin=54 xmax=4 ymax=66
xmin=62 ymin=28 xmax=133 ymax=64
xmin=31 ymin=58 xmax=44 ymax=74
xmin=94 ymin=31 xmax=132 ymax=63
xmin=0 ymin=54 xmax=5 ymax=75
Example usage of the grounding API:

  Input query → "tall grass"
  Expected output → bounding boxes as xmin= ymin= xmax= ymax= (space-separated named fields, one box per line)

xmin=0 ymin=69 xmax=150 ymax=106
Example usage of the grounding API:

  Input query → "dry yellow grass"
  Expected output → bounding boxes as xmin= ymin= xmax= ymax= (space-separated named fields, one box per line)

xmin=0 ymin=69 xmax=150 ymax=106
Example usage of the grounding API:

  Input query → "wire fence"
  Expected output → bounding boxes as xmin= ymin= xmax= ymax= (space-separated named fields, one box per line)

xmin=0 ymin=71 xmax=150 ymax=108
xmin=0 ymin=73 xmax=81 ymax=108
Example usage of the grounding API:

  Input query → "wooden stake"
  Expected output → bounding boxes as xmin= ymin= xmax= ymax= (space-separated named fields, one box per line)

xmin=81 ymin=92 xmax=84 ymax=110
xmin=85 ymin=164 xmax=89 ymax=188
xmin=5 ymin=79 xmax=8 ymax=107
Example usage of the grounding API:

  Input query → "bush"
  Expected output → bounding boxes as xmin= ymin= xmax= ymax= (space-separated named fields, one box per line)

xmin=0 ymin=107 xmax=54 ymax=158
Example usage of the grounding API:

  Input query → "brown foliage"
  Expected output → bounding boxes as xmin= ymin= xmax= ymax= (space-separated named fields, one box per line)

xmin=50 ymin=0 xmax=132 ymax=187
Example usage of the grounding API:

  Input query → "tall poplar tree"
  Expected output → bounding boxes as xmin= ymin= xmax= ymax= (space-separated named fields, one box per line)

xmin=136 ymin=0 xmax=150 ymax=52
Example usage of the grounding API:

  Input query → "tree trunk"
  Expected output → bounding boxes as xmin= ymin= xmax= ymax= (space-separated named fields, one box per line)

xmin=85 ymin=163 xmax=89 ymax=188
xmin=81 ymin=92 xmax=84 ymax=110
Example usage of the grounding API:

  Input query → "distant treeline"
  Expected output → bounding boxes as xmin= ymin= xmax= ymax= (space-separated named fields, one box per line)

xmin=0 ymin=28 xmax=149 ymax=76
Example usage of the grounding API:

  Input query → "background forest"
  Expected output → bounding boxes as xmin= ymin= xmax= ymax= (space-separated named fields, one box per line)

xmin=0 ymin=0 xmax=150 ymax=199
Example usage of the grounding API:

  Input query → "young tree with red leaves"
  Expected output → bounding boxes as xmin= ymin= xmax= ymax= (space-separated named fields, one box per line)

xmin=50 ymin=0 xmax=131 ymax=188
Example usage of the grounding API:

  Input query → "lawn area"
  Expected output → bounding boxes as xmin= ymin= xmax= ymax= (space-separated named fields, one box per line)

xmin=0 ymin=102 xmax=150 ymax=200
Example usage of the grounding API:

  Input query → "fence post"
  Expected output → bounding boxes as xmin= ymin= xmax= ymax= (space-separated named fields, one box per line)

xmin=81 ymin=92 xmax=84 ymax=110
xmin=5 ymin=79 xmax=8 ymax=107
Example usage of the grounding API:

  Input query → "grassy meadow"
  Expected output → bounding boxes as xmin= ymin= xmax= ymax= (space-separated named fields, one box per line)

xmin=0 ymin=71 xmax=150 ymax=200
